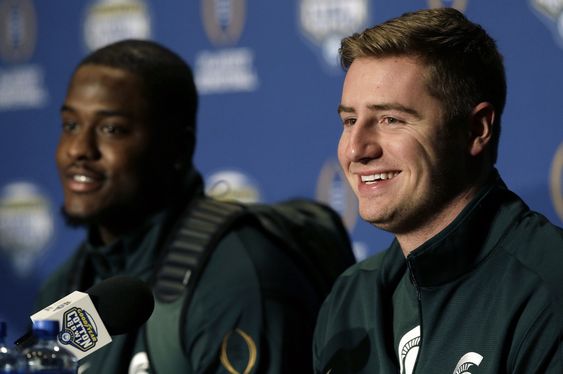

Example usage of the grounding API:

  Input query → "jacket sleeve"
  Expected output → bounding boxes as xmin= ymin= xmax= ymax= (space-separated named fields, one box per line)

xmin=509 ymin=303 xmax=563 ymax=373
xmin=183 ymin=225 xmax=321 ymax=373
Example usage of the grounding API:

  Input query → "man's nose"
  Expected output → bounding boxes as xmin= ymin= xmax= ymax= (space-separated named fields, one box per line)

xmin=346 ymin=122 xmax=383 ymax=163
xmin=66 ymin=128 xmax=101 ymax=160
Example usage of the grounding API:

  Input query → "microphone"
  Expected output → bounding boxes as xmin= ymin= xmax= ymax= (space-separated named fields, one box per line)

xmin=15 ymin=275 xmax=154 ymax=360
xmin=81 ymin=275 xmax=154 ymax=335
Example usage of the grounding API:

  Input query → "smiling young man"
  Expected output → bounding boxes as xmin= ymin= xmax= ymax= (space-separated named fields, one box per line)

xmin=313 ymin=8 xmax=563 ymax=374
xmin=57 ymin=65 xmax=169 ymax=244
xmin=33 ymin=39 xmax=335 ymax=373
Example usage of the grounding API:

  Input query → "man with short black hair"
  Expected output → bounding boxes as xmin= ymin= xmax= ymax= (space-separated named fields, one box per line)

xmin=34 ymin=39 xmax=347 ymax=373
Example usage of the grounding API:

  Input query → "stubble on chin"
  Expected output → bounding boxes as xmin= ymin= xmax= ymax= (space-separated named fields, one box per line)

xmin=60 ymin=206 xmax=95 ymax=228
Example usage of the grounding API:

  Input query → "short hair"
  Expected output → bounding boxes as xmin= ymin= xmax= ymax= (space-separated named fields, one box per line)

xmin=77 ymin=39 xmax=198 ymax=163
xmin=340 ymin=8 xmax=506 ymax=163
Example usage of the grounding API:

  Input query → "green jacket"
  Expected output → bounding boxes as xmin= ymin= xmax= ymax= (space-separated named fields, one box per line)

xmin=313 ymin=173 xmax=563 ymax=373
xmin=35 ymin=172 xmax=321 ymax=373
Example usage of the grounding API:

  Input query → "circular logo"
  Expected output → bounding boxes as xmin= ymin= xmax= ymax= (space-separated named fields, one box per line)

xmin=201 ymin=0 xmax=246 ymax=46
xmin=299 ymin=0 xmax=368 ymax=44
xmin=0 ymin=0 xmax=37 ymax=63
xmin=550 ymin=141 xmax=563 ymax=223
xmin=0 ymin=181 xmax=54 ymax=275
xmin=205 ymin=169 xmax=262 ymax=203
xmin=427 ymin=0 xmax=468 ymax=11
xmin=298 ymin=0 xmax=368 ymax=69
xmin=83 ymin=0 xmax=152 ymax=52
xmin=59 ymin=331 xmax=72 ymax=344
xmin=316 ymin=159 xmax=358 ymax=231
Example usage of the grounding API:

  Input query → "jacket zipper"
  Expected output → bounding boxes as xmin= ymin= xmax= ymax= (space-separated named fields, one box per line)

xmin=406 ymin=256 xmax=421 ymax=301
xmin=406 ymin=255 xmax=423 ymax=373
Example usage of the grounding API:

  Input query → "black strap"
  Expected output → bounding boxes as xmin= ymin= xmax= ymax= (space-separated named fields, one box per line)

xmin=147 ymin=197 xmax=249 ymax=374
xmin=154 ymin=197 xmax=247 ymax=303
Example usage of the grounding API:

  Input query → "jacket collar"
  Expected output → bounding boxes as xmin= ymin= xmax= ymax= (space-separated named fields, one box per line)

xmin=393 ymin=170 xmax=526 ymax=288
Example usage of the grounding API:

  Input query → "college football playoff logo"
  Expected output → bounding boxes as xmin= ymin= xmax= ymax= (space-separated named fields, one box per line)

xmin=202 ymin=0 xmax=246 ymax=46
xmin=0 ymin=0 xmax=36 ymax=63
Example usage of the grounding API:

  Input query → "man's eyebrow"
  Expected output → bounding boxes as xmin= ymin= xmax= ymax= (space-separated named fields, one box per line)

xmin=60 ymin=104 xmax=130 ymax=118
xmin=337 ymin=103 xmax=422 ymax=119
xmin=60 ymin=104 xmax=73 ymax=113
xmin=367 ymin=103 xmax=422 ymax=119
xmin=337 ymin=104 xmax=355 ymax=114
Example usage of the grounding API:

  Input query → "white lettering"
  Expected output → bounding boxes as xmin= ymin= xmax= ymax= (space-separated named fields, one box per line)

xmin=300 ymin=0 xmax=367 ymax=40
xmin=195 ymin=48 xmax=259 ymax=94
xmin=0 ymin=66 xmax=48 ymax=110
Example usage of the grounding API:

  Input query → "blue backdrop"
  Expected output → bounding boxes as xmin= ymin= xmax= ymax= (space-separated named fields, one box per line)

xmin=0 ymin=0 xmax=562 ymax=344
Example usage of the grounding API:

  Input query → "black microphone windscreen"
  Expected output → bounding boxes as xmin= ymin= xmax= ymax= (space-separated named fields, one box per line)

xmin=86 ymin=275 xmax=154 ymax=335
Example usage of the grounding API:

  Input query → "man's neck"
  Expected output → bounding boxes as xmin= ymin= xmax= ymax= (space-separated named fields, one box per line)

xmin=397 ymin=169 xmax=495 ymax=256
xmin=397 ymin=187 xmax=479 ymax=256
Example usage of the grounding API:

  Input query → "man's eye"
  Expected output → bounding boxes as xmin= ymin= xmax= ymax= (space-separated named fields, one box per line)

xmin=342 ymin=118 xmax=356 ymax=127
xmin=62 ymin=122 xmax=78 ymax=132
xmin=101 ymin=124 xmax=126 ymax=135
xmin=382 ymin=117 xmax=402 ymax=126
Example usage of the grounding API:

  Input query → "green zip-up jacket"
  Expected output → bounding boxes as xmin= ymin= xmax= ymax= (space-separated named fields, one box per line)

xmin=313 ymin=173 xmax=563 ymax=373
xmin=34 ymin=171 xmax=320 ymax=373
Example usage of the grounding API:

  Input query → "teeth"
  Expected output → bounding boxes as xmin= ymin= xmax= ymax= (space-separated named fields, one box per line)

xmin=360 ymin=172 xmax=399 ymax=184
xmin=73 ymin=175 xmax=94 ymax=183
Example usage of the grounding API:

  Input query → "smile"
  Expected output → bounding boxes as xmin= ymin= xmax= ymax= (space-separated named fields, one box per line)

xmin=72 ymin=174 xmax=96 ymax=183
xmin=66 ymin=172 xmax=104 ymax=193
xmin=360 ymin=172 xmax=400 ymax=184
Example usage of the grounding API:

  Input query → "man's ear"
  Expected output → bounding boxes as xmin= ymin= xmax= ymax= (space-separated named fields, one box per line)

xmin=469 ymin=102 xmax=495 ymax=157
xmin=170 ymin=126 xmax=195 ymax=174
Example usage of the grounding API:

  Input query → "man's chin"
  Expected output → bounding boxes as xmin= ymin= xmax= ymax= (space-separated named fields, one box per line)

xmin=60 ymin=204 xmax=152 ymax=230
xmin=60 ymin=206 xmax=99 ymax=228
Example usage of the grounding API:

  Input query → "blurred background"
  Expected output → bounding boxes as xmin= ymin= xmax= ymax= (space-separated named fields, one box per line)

xmin=0 ymin=0 xmax=562 ymax=344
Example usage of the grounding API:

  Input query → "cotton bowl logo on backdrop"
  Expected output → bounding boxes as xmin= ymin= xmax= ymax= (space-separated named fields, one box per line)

xmin=0 ymin=0 xmax=48 ymax=110
xmin=427 ymin=0 xmax=468 ymax=11
xmin=195 ymin=0 xmax=258 ymax=94
xmin=83 ymin=0 xmax=152 ymax=52
xmin=60 ymin=307 xmax=99 ymax=352
xmin=205 ymin=170 xmax=262 ymax=203
xmin=0 ymin=182 xmax=54 ymax=276
xmin=530 ymin=0 xmax=563 ymax=46
xmin=298 ymin=0 xmax=369 ymax=71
